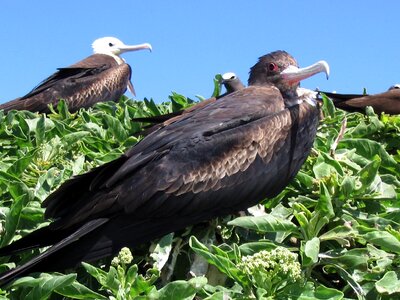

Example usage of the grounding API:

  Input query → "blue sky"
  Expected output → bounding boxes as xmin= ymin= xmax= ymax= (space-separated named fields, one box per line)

xmin=1 ymin=1 xmax=399 ymax=104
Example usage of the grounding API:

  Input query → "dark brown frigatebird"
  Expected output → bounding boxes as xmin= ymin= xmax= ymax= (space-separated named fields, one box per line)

xmin=0 ymin=37 xmax=152 ymax=113
xmin=319 ymin=84 xmax=400 ymax=115
xmin=0 ymin=51 xmax=329 ymax=286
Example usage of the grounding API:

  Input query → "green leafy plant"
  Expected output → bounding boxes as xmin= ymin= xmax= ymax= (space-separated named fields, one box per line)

xmin=0 ymin=90 xmax=398 ymax=299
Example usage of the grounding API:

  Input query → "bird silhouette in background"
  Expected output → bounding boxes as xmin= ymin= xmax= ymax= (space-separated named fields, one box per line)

xmin=318 ymin=84 xmax=400 ymax=114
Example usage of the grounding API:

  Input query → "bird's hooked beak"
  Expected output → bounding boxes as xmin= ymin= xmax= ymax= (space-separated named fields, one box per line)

xmin=119 ymin=42 xmax=152 ymax=54
xmin=281 ymin=61 xmax=330 ymax=85
xmin=119 ymin=42 xmax=152 ymax=96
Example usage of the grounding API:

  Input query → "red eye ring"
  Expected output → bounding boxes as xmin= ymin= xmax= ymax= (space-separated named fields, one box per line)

xmin=268 ymin=63 xmax=278 ymax=72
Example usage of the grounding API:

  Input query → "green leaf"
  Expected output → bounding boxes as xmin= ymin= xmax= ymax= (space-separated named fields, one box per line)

xmin=319 ymin=225 xmax=356 ymax=247
xmin=357 ymin=155 xmax=381 ymax=191
xmin=339 ymin=138 xmax=399 ymax=174
xmin=0 ymin=179 xmax=33 ymax=247
xmin=61 ymin=131 xmax=90 ymax=145
xmin=212 ymin=74 xmax=222 ymax=98
xmin=320 ymin=93 xmax=336 ymax=119
xmin=56 ymin=99 xmax=71 ymax=119
xmin=316 ymin=182 xmax=334 ymax=219
xmin=375 ymin=271 xmax=400 ymax=295
xmin=228 ymin=214 xmax=298 ymax=233
xmin=363 ymin=231 xmax=400 ymax=253
xmin=238 ymin=241 xmax=277 ymax=256
xmin=150 ymin=233 xmax=174 ymax=271
xmin=292 ymin=281 xmax=344 ymax=300
xmin=339 ymin=176 xmax=355 ymax=198
xmin=144 ymin=98 xmax=162 ymax=115
xmin=81 ymin=262 xmax=108 ymax=287
xmin=35 ymin=114 xmax=46 ymax=146
xmin=55 ymin=280 xmax=108 ymax=299
xmin=12 ymin=273 xmax=76 ymax=300
xmin=301 ymin=237 xmax=320 ymax=266
xmin=189 ymin=237 xmax=244 ymax=284
xmin=102 ymin=114 xmax=128 ymax=142
xmin=157 ymin=277 xmax=206 ymax=300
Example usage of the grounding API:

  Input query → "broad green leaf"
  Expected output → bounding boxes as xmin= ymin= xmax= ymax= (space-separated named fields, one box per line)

xmin=7 ymin=149 xmax=36 ymax=176
xmin=0 ymin=180 xmax=33 ymax=247
xmin=357 ymin=155 xmax=381 ymax=192
xmin=322 ymin=248 xmax=369 ymax=269
xmin=105 ymin=266 xmax=120 ymax=292
xmin=169 ymin=92 xmax=192 ymax=111
xmin=228 ymin=214 xmax=298 ymax=233
xmin=35 ymin=114 xmax=46 ymax=146
xmin=363 ymin=231 xmax=400 ymax=253
xmin=295 ymin=171 xmax=314 ymax=188
xmin=339 ymin=176 xmax=355 ymax=198
xmin=316 ymin=182 xmax=334 ymax=219
xmin=144 ymin=98 xmax=162 ymax=115
xmin=339 ymin=138 xmax=399 ymax=174
xmin=157 ymin=277 xmax=207 ymax=300
xmin=102 ymin=114 xmax=128 ymax=142
xmin=56 ymin=99 xmax=72 ymax=119
xmin=320 ymin=94 xmax=336 ymax=119
xmin=55 ymin=280 xmax=108 ymax=299
xmin=189 ymin=237 xmax=243 ymax=284
xmin=150 ymin=233 xmax=174 ymax=271
xmin=81 ymin=262 xmax=108 ymax=287
xmin=375 ymin=271 xmax=400 ymax=295
xmin=238 ymin=241 xmax=276 ymax=256
xmin=12 ymin=273 xmax=76 ymax=300
xmin=301 ymin=237 xmax=320 ymax=266
xmin=293 ymin=281 xmax=344 ymax=300
xmin=61 ymin=131 xmax=90 ymax=145
xmin=319 ymin=225 xmax=356 ymax=247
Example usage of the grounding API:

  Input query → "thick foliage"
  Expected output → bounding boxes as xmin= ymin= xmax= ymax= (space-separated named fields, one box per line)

xmin=0 ymin=86 xmax=399 ymax=299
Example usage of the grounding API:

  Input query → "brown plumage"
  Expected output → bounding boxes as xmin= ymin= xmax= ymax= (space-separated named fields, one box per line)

xmin=0 ymin=37 xmax=151 ymax=113
xmin=320 ymin=85 xmax=400 ymax=115
xmin=0 ymin=50 xmax=329 ymax=286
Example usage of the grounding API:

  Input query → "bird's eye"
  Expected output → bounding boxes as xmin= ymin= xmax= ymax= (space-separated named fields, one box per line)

xmin=108 ymin=43 xmax=114 ymax=47
xmin=230 ymin=75 xmax=236 ymax=79
xmin=268 ymin=63 xmax=278 ymax=72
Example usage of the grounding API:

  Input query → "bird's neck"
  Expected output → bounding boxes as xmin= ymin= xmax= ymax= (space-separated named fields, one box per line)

xmin=94 ymin=52 xmax=125 ymax=65
xmin=282 ymin=86 xmax=308 ymax=107
xmin=110 ymin=54 xmax=125 ymax=65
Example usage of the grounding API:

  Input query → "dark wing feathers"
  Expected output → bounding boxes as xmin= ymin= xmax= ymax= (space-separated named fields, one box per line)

xmin=20 ymin=66 xmax=109 ymax=100
xmin=43 ymin=86 xmax=289 ymax=228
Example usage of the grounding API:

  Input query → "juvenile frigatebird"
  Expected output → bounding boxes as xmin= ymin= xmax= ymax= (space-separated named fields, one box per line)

xmin=0 ymin=37 xmax=152 ymax=113
xmin=319 ymin=84 xmax=400 ymax=115
xmin=0 ymin=51 xmax=329 ymax=286
xmin=220 ymin=72 xmax=245 ymax=95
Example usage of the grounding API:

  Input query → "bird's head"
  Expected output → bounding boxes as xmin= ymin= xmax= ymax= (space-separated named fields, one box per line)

xmin=248 ymin=50 xmax=329 ymax=100
xmin=389 ymin=84 xmax=400 ymax=90
xmin=92 ymin=37 xmax=152 ymax=60
xmin=220 ymin=72 xmax=245 ymax=93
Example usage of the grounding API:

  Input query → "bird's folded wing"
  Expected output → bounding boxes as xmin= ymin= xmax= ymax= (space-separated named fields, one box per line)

xmin=43 ymin=87 xmax=291 ymax=227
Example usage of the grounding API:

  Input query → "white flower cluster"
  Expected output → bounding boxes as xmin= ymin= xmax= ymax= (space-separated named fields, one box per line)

xmin=111 ymin=247 xmax=134 ymax=266
xmin=237 ymin=247 xmax=301 ymax=282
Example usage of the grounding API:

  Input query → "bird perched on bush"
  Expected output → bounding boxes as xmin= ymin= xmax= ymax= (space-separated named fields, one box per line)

xmin=0 ymin=50 xmax=329 ymax=286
